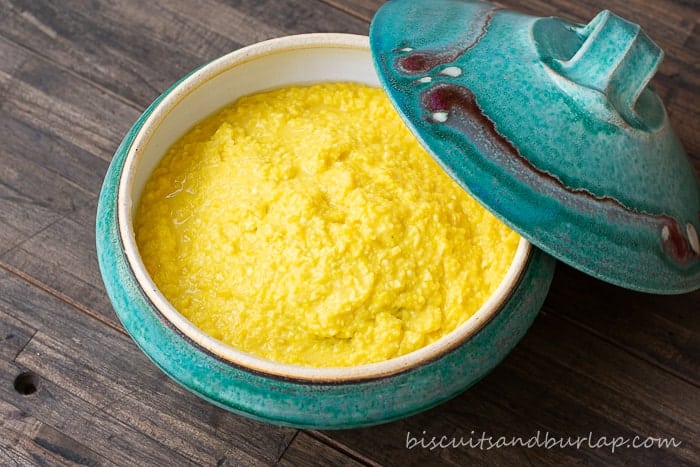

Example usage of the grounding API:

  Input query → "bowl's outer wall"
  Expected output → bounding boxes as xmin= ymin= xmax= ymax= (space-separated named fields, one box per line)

xmin=96 ymin=60 xmax=556 ymax=431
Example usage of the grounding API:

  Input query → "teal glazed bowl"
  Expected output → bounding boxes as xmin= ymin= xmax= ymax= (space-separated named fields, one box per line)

xmin=96 ymin=33 xmax=555 ymax=429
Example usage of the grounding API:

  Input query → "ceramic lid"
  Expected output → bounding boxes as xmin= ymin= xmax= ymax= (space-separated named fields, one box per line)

xmin=369 ymin=0 xmax=700 ymax=294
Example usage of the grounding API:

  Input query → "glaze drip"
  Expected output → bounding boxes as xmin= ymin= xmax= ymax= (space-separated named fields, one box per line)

xmin=420 ymin=83 xmax=699 ymax=266
xmin=383 ymin=0 xmax=699 ymax=276
xmin=395 ymin=7 xmax=499 ymax=75
xmin=662 ymin=223 xmax=692 ymax=263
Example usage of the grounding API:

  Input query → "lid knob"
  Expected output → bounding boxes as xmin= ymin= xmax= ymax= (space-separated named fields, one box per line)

xmin=550 ymin=10 xmax=663 ymax=127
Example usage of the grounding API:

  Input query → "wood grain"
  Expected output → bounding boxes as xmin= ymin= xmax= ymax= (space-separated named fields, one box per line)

xmin=545 ymin=264 xmax=700 ymax=386
xmin=0 ymin=399 xmax=110 ymax=467
xmin=278 ymin=432 xmax=367 ymax=467
xmin=0 ymin=37 xmax=139 ymax=161
xmin=0 ymin=0 xmax=368 ymax=109
xmin=0 ymin=268 xmax=297 ymax=466
xmin=2 ymin=197 xmax=118 ymax=324
xmin=323 ymin=311 xmax=699 ymax=466
xmin=0 ymin=310 xmax=108 ymax=466
xmin=0 ymin=0 xmax=698 ymax=465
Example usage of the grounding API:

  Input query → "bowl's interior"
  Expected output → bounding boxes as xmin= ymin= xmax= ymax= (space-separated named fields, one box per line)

xmin=126 ymin=35 xmax=380 ymax=208
xmin=118 ymin=33 xmax=531 ymax=381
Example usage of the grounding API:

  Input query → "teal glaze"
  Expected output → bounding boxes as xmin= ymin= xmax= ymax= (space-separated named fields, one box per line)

xmin=96 ymin=85 xmax=555 ymax=429
xmin=371 ymin=0 xmax=700 ymax=293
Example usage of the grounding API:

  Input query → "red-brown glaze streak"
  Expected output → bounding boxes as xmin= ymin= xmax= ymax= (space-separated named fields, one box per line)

xmin=396 ymin=7 xmax=501 ymax=75
xmin=421 ymin=82 xmax=698 ymax=264
xmin=663 ymin=222 xmax=692 ymax=263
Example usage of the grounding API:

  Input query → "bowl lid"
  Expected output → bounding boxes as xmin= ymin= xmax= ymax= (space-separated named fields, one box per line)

xmin=369 ymin=0 xmax=700 ymax=293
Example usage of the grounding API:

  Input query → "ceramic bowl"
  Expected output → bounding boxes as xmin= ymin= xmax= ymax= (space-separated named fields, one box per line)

xmin=96 ymin=33 xmax=555 ymax=429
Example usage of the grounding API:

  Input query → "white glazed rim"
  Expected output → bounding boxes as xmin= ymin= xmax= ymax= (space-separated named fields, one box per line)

xmin=117 ymin=33 xmax=532 ymax=382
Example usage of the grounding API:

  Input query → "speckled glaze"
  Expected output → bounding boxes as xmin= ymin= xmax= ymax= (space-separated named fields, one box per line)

xmin=96 ymin=34 xmax=555 ymax=429
xmin=371 ymin=0 xmax=700 ymax=293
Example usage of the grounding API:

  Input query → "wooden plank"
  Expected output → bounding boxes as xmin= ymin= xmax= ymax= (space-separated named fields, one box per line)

xmin=0 ymin=304 xmax=185 ymax=467
xmin=660 ymin=83 xmax=700 ymax=169
xmin=0 ymin=0 xmax=206 ymax=107
xmin=0 ymin=311 xmax=108 ymax=466
xmin=0 ymin=36 xmax=140 ymax=163
xmin=323 ymin=312 xmax=699 ymax=466
xmin=98 ymin=387 xmax=291 ymax=466
xmin=0 ymin=310 xmax=197 ymax=466
xmin=315 ymin=394 xmax=609 ymax=465
xmin=14 ymin=325 xmax=295 ymax=465
xmin=0 ymin=35 xmax=127 ymax=320
xmin=0 ymin=307 xmax=35 ymax=370
xmin=0 ymin=359 xmax=198 ymax=466
xmin=0 ymin=146 xmax=91 ymax=216
xmin=0 ymin=398 xmax=110 ymax=467
xmin=544 ymin=264 xmax=700 ymax=386
xmin=0 ymin=39 xmax=100 ymax=255
xmin=0 ymin=147 xmax=92 ymax=257
xmin=318 ymin=0 xmax=379 ymax=22
xmin=157 ymin=0 xmax=285 ymax=46
xmin=1 ymin=246 xmax=119 ymax=327
xmin=0 ymin=214 xmax=25 ymax=260
xmin=490 ymin=313 xmax=698 ymax=465
xmin=311 ymin=379 xmax=612 ymax=465
xmin=0 ymin=267 xmax=297 ymax=465
xmin=2 ymin=113 xmax=110 ymax=197
xmin=1 ymin=197 xmax=118 ymax=324
xmin=17 ymin=331 xmax=253 ymax=465
xmin=0 ymin=0 xmax=369 ymax=108
xmin=278 ymin=432 xmax=367 ymax=467
xmin=315 ymin=400 xmax=605 ymax=466
xmin=214 ymin=0 xmax=367 ymax=36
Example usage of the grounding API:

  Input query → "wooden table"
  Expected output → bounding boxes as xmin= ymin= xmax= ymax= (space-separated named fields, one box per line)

xmin=1 ymin=0 xmax=698 ymax=465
